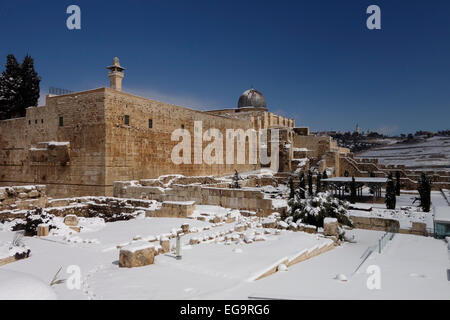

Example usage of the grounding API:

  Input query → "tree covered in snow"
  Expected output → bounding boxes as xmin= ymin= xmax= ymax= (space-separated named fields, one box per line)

xmin=316 ymin=172 xmax=322 ymax=194
xmin=298 ymin=172 xmax=306 ymax=199
xmin=307 ymin=170 xmax=313 ymax=196
xmin=11 ymin=208 xmax=56 ymax=236
xmin=385 ymin=173 xmax=396 ymax=210
xmin=322 ymin=170 xmax=329 ymax=191
xmin=288 ymin=191 xmax=353 ymax=229
xmin=417 ymin=173 xmax=431 ymax=212
xmin=0 ymin=54 xmax=40 ymax=120
xmin=231 ymin=170 xmax=241 ymax=189
xmin=288 ymin=177 xmax=295 ymax=200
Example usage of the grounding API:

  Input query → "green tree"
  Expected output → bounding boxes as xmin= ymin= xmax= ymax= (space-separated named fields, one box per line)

xmin=19 ymin=54 xmax=41 ymax=116
xmin=0 ymin=54 xmax=22 ymax=119
xmin=385 ymin=173 xmax=396 ymax=210
xmin=0 ymin=54 xmax=40 ymax=120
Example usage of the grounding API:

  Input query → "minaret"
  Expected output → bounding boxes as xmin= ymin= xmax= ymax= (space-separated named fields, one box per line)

xmin=356 ymin=124 xmax=360 ymax=134
xmin=106 ymin=57 xmax=125 ymax=91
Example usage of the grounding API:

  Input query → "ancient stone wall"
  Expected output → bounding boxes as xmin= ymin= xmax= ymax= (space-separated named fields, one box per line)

xmin=0 ymin=185 xmax=47 ymax=210
xmin=103 ymin=89 xmax=261 ymax=195
xmin=114 ymin=180 xmax=275 ymax=216
xmin=0 ymin=89 xmax=107 ymax=197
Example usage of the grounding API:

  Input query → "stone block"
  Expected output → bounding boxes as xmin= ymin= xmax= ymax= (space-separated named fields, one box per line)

xmin=323 ymin=217 xmax=339 ymax=237
xmin=37 ymin=224 xmax=49 ymax=236
xmin=160 ymin=238 xmax=170 ymax=253
xmin=119 ymin=244 xmax=155 ymax=268
xmin=64 ymin=215 xmax=78 ymax=226
xmin=181 ymin=223 xmax=190 ymax=234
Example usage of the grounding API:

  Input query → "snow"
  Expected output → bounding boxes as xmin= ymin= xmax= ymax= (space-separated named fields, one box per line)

xmin=121 ymin=242 xmax=155 ymax=253
xmin=212 ymin=229 xmax=450 ymax=299
xmin=434 ymin=206 xmax=450 ymax=223
xmin=0 ymin=270 xmax=57 ymax=300
xmin=163 ymin=200 xmax=195 ymax=206
xmin=324 ymin=217 xmax=338 ymax=224
xmin=322 ymin=177 xmax=388 ymax=183
xmin=356 ymin=136 xmax=450 ymax=171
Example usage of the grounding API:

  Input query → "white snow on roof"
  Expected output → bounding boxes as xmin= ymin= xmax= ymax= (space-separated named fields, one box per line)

xmin=434 ymin=206 xmax=450 ymax=223
xmin=322 ymin=177 xmax=388 ymax=183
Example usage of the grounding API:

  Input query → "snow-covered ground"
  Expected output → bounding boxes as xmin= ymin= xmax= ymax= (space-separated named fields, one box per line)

xmin=348 ymin=191 xmax=446 ymax=230
xmin=0 ymin=205 xmax=331 ymax=299
xmin=356 ymin=136 xmax=450 ymax=171
xmin=1 ymin=198 xmax=449 ymax=300
xmin=211 ymin=229 xmax=450 ymax=299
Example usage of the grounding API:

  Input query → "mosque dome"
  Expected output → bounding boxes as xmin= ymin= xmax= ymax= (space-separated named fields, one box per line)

xmin=237 ymin=88 xmax=267 ymax=109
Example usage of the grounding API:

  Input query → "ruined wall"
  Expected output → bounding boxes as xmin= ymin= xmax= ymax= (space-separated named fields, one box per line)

xmin=103 ymin=89 xmax=259 ymax=195
xmin=0 ymin=185 xmax=47 ymax=210
xmin=0 ymin=89 xmax=107 ymax=197
xmin=114 ymin=181 xmax=275 ymax=216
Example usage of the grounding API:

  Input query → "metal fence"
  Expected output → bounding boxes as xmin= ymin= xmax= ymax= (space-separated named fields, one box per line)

xmin=49 ymin=87 xmax=74 ymax=95
xmin=378 ymin=224 xmax=397 ymax=253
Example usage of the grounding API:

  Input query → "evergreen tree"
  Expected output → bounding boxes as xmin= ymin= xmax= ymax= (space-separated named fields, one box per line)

xmin=288 ymin=177 xmax=295 ymax=200
xmin=231 ymin=170 xmax=241 ymax=188
xmin=0 ymin=54 xmax=22 ymax=119
xmin=19 ymin=54 xmax=41 ymax=116
xmin=385 ymin=173 xmax=396 ymax=210
xmin=417 ymin=173 xmax=431 ymax=212
xmin=299 ymin=172 xmax=306 ymax=199
xmin=369 ymin=171 xmax=375 ymax=195
xmin=322 ymin=170 xmax=328 ymax=191
xmin=307 ymin=170 xmax=313 ymax=196
xmin=395 ymin=171 xmax=401 ymax=196
xmin=0 ymin=54 xmax=40 ymax=120
xmin=316 ymin=172 xmax=322 ymax=194
xmin=350 ymin=176 xmax=357 ymax=204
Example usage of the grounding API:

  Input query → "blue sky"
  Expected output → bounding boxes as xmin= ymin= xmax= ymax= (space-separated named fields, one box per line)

xmin=0 ymin=0 xmax=449 ymax=134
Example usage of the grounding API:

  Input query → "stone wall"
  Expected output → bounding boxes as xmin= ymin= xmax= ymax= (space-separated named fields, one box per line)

xmin=1 ymin=87 xmax=277 ymax=197
xmin=103 ymin=89 xmax=259 ymax=195
xmin=350 ymin=215 xmax=400 ymax=232
xmin=114 ymin=180 xmax=275 ymax=216
xmin=0 ymin=185 xmax=47 ymax=211
xmin=0 ymin=89 xmax=107 ymax=197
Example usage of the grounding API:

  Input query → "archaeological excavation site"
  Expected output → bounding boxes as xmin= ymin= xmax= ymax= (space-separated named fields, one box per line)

xmin=1 ymin=1 xmax=450 ymax=305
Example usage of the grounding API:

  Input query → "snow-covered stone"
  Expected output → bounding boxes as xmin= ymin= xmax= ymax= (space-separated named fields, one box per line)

xmin=119 ymin=244 xmax=155 ymax=268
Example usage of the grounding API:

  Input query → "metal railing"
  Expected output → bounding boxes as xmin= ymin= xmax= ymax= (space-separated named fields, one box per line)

xmin=378 ymin=224 xmax=397 ymax=253
xmin=49 ymin=87 xmax=74 ymax=95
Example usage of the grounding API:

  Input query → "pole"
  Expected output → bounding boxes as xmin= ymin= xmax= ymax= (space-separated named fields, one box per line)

xmin=176 ymin=234 xmax=182 ymax=260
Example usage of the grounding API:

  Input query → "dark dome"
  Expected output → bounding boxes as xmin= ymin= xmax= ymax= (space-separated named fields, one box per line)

xmin=237 ymin=88 xmax=267 ymax=109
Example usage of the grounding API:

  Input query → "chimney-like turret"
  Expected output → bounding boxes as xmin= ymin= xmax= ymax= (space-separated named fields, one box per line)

xmin=106 ymin=57 xmax=125 ymax=91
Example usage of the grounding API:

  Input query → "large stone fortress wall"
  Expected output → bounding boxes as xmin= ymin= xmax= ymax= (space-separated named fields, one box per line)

xmin=1 ymin=57 xmax=359 ymax=198
xmin=104 ymin=89 xmax=257 ymax=194
xmin=0 ymin=89 xmax=107 ymax=197
xmin=0 ymin=88 xmax=261 ymax=197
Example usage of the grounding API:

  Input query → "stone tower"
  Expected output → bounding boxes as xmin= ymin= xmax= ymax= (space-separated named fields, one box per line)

xmin=106 ymin=57 xmax=125 ymax=91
